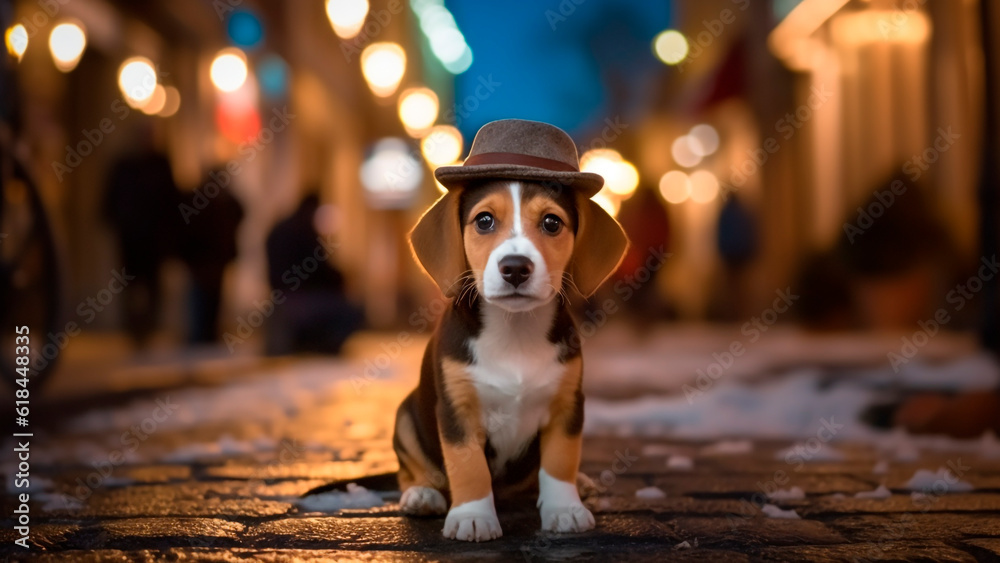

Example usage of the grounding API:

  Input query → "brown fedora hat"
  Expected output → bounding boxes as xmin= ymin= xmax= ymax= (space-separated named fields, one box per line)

xmin=434 ymin=119 xmax=604 ymax=197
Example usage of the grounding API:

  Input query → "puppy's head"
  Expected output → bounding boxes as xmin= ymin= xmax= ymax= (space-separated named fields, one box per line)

xmin=410 ymin=181 xmax=628 ymax=311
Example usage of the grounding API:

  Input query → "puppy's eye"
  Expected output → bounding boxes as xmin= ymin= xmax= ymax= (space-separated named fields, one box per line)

xmin=541 ymin=214 xmax=562 ymax=235
xmin=474 ymin=212 xmax=495 ymax=233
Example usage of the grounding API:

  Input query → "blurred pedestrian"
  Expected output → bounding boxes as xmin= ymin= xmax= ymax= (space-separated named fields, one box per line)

xmin=265 ymin=192 xmax=363 ymax=355
xmin=714 ymin=193 xmax=759 ymax=320
xmin=180 ymin=168 xmax=244 ymax=344
xmin=103 ymin=145 xmax=181 ymax=346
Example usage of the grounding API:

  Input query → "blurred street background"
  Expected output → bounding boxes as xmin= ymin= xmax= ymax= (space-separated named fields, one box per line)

xmin=3 ymin=0 xmax=1000 ymax=560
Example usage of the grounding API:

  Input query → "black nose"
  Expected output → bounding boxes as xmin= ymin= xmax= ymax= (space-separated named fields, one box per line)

xmin=499 ymin=255 xmax=533 ymax=288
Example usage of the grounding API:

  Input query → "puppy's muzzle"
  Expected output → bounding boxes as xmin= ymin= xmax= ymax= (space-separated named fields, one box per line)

xmin=498 ymin=255 xmax=533 ymax=289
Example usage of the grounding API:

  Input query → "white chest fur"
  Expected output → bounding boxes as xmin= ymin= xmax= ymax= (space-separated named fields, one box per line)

xmin=467 ymin=301 xmax=566 ymax=472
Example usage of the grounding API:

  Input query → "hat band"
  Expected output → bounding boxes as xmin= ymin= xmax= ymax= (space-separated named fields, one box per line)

xmin=463 ymin=152 xmax=578 ymax=172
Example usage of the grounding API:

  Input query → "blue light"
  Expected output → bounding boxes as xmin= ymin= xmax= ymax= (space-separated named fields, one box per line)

xmin=228 ymin=10 xmax=264 ymax=50
xmin=258 ymin=54 xmax=289 ymax=99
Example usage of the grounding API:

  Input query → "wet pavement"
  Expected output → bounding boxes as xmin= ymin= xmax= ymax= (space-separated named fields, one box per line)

xmin=2 ymin=330 xmax=1000 ymax=562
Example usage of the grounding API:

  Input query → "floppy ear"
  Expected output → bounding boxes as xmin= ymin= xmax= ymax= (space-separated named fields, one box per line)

xmin=409 ymin=190 xmax=467 ymax=297
xmin=568 ymin=193 xmax=629 ymax=298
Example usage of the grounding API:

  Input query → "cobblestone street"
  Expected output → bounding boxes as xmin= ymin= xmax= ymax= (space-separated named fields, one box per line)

xmin=3 ymin=330 xmax=1000 ymax=561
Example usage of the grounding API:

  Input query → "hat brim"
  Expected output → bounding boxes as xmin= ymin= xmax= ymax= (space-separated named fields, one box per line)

xmin=435 ymin=164 xmax=604 ymax=198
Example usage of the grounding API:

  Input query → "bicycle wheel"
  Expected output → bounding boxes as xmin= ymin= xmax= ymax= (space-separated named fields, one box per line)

xmin=0 ymin=159 xmax=63 ymax=390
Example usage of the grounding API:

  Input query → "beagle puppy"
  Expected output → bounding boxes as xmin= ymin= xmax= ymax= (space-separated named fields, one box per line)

xmin=395 ymin=179 xmax=628 ymax=541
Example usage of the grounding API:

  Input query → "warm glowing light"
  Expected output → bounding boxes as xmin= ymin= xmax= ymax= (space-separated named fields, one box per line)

xmin=769 ymin=0 xmax=850 ymax=63
xmin=659 ymin=171 xmax=691 ymax=204
xmin=5 ymin=24 xmax=28 ymax=61
xmin=580 ymin=149 xmax=639 ymax=199
xmin=689 ymin=124 xmax=720 ymax=157
xmin=326 ymin=0 xmax=369 ymax=39
xmin=689 ymin=170 xmax=720 ymax=203
xmin=671 ymin=136 xmax=703 ymax=168
xmin=361 ymin=138 xmax=423 ymax=208
xmin=593 ymin=190 xmax=621 ymax=217
xmin=653 ymin=30 xmax=688 ymax=65
xmin=361 ymin=42 xmax=406 ymax=97
xmin=830 ymin=10 xmax=931 ymax=46
xmin=435 ymin=178 xmax=449 ymax=194
xmin=398 ymin=88 xmax=439 ymax=136
xmin=210 ymin=48 xmax=248 ymax=93
xmin=139 ymin=84 xmax=167 ymax=115
xmin=421 ymin=125 xmax=463 ymax=167
xmin=49 ymin=22 xmax=86 ymax=72
xmin=118 ymin=57 xmax=158 ymax=107
xmin=158 ymin=86 xmax=181 ymax=117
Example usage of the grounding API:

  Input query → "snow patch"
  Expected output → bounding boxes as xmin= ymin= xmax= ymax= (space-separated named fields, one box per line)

xmin=904 ymin=468 xmax=973 ymax=493
xmin=701 ymin=440 xmax=753 ymax=455
xmin=980 ymin=432 xmax=1000 ymax=459
xmin=854 ymin=485 xmax=892 ymax=499
xmin=761 ymin=504 xmax=801 ymax=519
xmin=775 ymin=444 xmax=844 ymax=462
xmin=297 ymin=483 xmax=384 ymax=512
xmin=635 ymin=486 xmax=667 ymax=499
xmin=873 ymin=460 xmax=889 ymax=475
xmin=767 ymin=486 xmax=805 ymax=501
xmin=666 ymin=455 xmax=694 ymax=470
xmin=641 ymin=444 xmax=681 ymax=457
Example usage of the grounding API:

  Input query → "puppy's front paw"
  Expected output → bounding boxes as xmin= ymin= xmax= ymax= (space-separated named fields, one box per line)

xmin=442 ymin=494 xmax=502 ymax=542
xmin=400 ymin=486 xmax=447 ymax=516
xmin=540 ymin=502 xmax=595 ymax=533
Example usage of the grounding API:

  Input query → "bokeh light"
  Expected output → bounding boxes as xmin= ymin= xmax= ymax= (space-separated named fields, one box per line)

xmin=5 ymin=24 xmax=28 ymax=61
xmin=653 ymin=30 xmax=688 ymax=65
xmin=139 ymin=84 xmax=167 ymax=115
xmin=210 ymin=48 xmax=249 ymax=92
xmin=689 ymin=124 xmax=720 ymax=157
xmin=258 ymin=54 xmax=289 ymax=98
xmin=227 ymin=10 xmax=264 ymax=49
xmin=593 ymin=190 xmax=621 ymax=217
xmin=118 ymin=57 xmax=158 ymax=107
xmin=581 ymin=149 xmax=639 ymax=199
xmin=361 ymin=138 xmax=423 ymax=208
xmin=158 ymin=86 xmax=181 ymax=117
xmin=671 ymin=135 xmax=703 ymax=168
xmin=659 ymin=171 xmax=691 ymax=204
xmin=421 ymin=125 xmax=463 ymax=166
xmin=49 ymin=22 xmax=86 ymax=72
xmin=361 ymin=42 xmax=406 ymax=97
xmin=398 ymin=88 xmax=439 ymax=136
xmin=411 ymin=0 xmax=473 ymax=74
xmin=326 ymin=0 xmax=369 ymax=40
xmin=689 ymin=170 xmax=720 ymax=203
